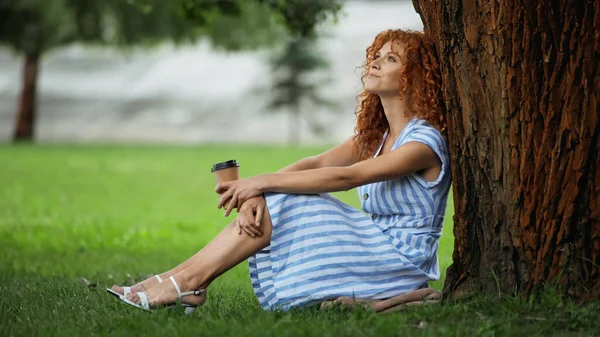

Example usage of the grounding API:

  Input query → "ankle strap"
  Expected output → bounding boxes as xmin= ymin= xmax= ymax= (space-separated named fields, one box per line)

xmin=169 ymin=276 xmax=183 ymax=299
xmin=155 ymin=275 xmax=163 ymax=283
xmin=169 ymin=276 xmax=204 ymax=299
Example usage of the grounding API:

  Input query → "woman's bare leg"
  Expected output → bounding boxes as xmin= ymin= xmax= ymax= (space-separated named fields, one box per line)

xmin=126 ymin=210 xmax=273 ymax=307
xmin=111 ymin=218 xmax=249 ymax=294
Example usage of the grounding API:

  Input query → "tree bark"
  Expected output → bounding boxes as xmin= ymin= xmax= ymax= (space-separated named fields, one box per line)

xmin=413 ymin=0 xmax=600 ymax=301
xmin=13 ymin=53 xmax=40 ymax=142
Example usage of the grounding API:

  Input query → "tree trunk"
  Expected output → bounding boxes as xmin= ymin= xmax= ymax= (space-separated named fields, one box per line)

xmin=413 ymin=0 xmax=600 ymax=301
xmin=13 ymin=53 xmax=40 ymax=142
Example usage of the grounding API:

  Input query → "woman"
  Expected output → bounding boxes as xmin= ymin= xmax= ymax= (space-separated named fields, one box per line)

xmin=112 ymin=29 xmax=451 ymax=312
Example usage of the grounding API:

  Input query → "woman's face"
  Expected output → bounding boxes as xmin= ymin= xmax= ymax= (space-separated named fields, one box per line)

xmin=364 ymin=40 xmax=405 ymax=96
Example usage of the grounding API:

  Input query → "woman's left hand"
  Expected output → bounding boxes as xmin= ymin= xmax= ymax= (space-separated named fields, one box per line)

xmin=216 ymin=176 xmax=267 ymax=217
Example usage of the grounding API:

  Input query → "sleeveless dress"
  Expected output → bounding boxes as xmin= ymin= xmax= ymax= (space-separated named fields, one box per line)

xmin=248 ymin=118 xmax=451 ymax=310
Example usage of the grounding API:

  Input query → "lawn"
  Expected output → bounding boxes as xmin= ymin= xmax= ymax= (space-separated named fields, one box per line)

xmin=0 ymin=145 xmax=597 ymax=336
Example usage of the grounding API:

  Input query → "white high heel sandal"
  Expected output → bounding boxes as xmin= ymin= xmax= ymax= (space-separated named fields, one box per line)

xmin=121 ymin=276 xmax=205 ymax=314
xmin=106 ymin=275 xmax=163 ymax=299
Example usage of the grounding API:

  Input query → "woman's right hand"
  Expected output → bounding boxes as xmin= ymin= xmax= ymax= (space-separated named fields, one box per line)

xmin=235 ymin=196 xmax=266 ymax=238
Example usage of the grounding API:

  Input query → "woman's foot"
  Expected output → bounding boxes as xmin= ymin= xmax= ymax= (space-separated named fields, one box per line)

xmin=320 ymin=297 xmax=380 ymax=311
xmin=320 ymin=288 xmax=442 ymax=312
xmin=125 ymin=275 xmax=207 ymax=309
xmin=111 ymin=274 xmax=164 ymax=296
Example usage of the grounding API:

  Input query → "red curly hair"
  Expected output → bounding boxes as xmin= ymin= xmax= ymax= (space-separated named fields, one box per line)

xmin=353 ymin=29 xmax=446 ymax=160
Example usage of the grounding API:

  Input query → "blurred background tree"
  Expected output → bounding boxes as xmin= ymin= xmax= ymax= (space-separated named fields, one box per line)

xmin=266 ymin=37 xmax=337 ymax=145
xmin=0 ymin=0 xmax=341 ymax=142
xmin=262 ymin=0 xmax=344 ymax=145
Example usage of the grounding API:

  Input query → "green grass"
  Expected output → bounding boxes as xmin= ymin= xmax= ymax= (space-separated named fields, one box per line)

xmin=0 ymin=145 xmax=598 ymax=336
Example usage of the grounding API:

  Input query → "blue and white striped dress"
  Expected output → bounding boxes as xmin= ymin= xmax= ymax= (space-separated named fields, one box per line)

xmin=249 ymin=118 xmax=451 ymax=310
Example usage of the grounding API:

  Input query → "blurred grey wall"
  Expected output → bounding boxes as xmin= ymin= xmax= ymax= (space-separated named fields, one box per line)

xmin=0 ymin=1 xmax=423 ymax=145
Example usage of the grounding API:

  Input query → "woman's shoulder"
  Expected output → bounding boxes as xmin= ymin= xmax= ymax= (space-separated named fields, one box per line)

xmin=400 ymin=118 xmax=448 ymax=150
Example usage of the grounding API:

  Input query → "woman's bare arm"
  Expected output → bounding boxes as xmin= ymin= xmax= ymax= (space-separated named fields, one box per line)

xmin=215 ymin=140 xmax=442 ymax=214
xmin=277 ymin=136 xmax=359 ymax=173
xmin=260 ymin=141 xmax=440 ymax=194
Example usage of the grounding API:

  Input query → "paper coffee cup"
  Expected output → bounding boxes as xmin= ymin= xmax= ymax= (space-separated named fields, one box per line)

xmin=211 ymin=159 xmax=240 ymax=183
xmin=212 ymin=160 xmax=240 ymax=210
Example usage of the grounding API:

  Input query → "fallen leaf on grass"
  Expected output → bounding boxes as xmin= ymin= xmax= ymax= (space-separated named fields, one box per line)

xmin=415 ymin=320 xmax=428 ymax=329
xmin=80 ymin=277 xmax=97 ymax=289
